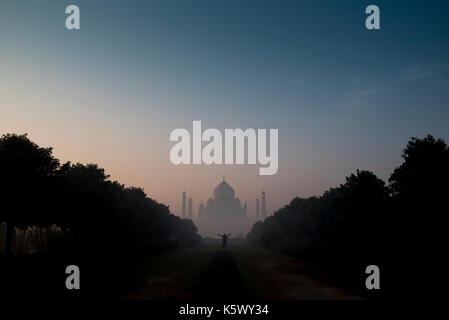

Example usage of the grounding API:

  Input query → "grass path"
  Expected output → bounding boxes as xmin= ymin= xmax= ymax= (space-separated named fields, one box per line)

xmin=122 ymin=244 xmax=361 ymax=300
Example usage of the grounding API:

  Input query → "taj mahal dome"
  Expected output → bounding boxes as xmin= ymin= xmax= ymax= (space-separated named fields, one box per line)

xmin=198 ymin=177 xmax=247 ymax=220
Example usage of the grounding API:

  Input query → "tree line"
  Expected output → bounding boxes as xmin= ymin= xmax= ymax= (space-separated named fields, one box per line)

xmin=247 ymin=135 xmax=449 ymax=295
xmin=0 ymin=133 xmax=201 ymax=256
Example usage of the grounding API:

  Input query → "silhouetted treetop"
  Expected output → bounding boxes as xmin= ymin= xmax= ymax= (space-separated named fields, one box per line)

xmin=0 ymin=133 xmax=61 ymax=255
xmin=389 ymin=134 xmax=449 ymax=199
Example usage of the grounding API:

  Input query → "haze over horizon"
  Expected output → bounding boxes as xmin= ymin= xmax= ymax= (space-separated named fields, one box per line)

xmin=1 ymin=0 xmax=449 ymax=223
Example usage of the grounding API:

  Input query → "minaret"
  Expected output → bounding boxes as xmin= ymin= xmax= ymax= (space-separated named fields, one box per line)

xmin=198 ymin=201 xmax=205 ymax=219
xmin=182 ymin=191 xmax=186 ymax=217
xmin=261 ymin=191 xmax=266 ymax=218
xmin=243 ymin=201 xmax=247 ymax=217
xmin=256 ymin=198 xmax=260 ymax=219
xmin=188 ymin=197 xmax=193 ymax=218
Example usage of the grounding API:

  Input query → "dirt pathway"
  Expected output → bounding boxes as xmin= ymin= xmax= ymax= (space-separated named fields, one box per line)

xmin=122 ymin=245 xmax=362 ymax=300
xmin=192 ymin=250 xmax=248 ymax=300
xmin=232 ymin=246 xmax=362 ymax=300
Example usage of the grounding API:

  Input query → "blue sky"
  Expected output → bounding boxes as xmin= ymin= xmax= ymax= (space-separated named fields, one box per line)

xmin=1 ymin=0 xmax=449 ymax=220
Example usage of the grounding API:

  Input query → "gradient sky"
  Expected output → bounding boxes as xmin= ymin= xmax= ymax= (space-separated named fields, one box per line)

xmin=1 ymin=0 xmax=449 ymax=225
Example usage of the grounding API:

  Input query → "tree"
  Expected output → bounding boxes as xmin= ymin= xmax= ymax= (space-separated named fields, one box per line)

xmin=390 ymin=135 xmax=449 ymax=204
xmin=387 ymin=135 xmax=449 ymax=295
xmin=331 ymin=170 xmax=386 ymax=248
xmin=60 ymin=162 xmax=199 ymax=250
xmin=246 ymin=169 xmax=387 ymax=267
xmin=171 ymin=216 xmax=201 ymax=247
xmin=0 ymin=134 xmax=60 ymax=255
xmin=388 ymin=135 xmax=449 ymax=247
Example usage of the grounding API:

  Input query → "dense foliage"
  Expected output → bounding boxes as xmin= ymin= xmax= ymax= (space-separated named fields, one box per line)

xmin=0 ymin=134 xmax=201 ymax=256
xmin=247 ymin=135 xmax=449 ymax=293
xmin=248 ymin=170 xmax=387 ymax=261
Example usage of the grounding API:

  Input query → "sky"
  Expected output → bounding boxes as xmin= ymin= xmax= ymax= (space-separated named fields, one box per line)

xmin=1 ymin=0 xmax=449 ymax=229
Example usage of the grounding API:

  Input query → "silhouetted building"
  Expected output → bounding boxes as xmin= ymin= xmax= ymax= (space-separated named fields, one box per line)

xmin=261 ymin=191 xmax=266 ymax=218
xmin=256 ymin=198 xmax=260 ymax=219
xmin=188 ymin=197 xmax=193 ymax=218
xmin=196 ymin=177 xmax=248 ymax=236
xmin=244 ymin=201 xmax=247 ymax=217
xmin=198 ymin=201 xmax=205 ymax=219
xmin=199 ymin=177 xmax=247 ymax=219
xmin=182 ymin=191 xmax=186 ymax=218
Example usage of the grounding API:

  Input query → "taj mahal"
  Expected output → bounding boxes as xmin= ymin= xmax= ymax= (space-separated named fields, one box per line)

xmin=181 ymin=177 xmax=266 ymax=237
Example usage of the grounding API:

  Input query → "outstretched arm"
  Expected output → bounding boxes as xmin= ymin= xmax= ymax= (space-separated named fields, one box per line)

xmin=217 ymin=234 xmax=223 ymax=238
xmin=226 ymin=233 xmax=232 ymax=237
